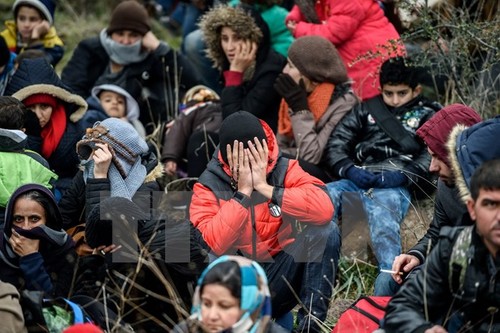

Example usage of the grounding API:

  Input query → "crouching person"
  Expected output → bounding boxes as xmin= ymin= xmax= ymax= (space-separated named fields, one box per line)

xmin=189 ymin=111 xmax=341 ymax=332
xmin=383 ymin=158 xmax=500 ymax=333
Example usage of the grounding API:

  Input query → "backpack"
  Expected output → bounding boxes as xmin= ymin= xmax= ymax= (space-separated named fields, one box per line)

xmin=448 ymin=225 xmax=475 ymax=295
xmin=331 ymin=296 xmax=391 ymax=333
xmin=20 ymin=291 xmax=133 ymax=333
xmin=20 ymin=291 xmax=93 ymax=332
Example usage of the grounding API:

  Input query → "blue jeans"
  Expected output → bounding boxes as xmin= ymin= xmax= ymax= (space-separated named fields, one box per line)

xmin=326 ymin=180 xmax=411 ymax=295
xmin=155 ymin=0 xmax=175 ymax=14
xmin=182 ymin=29 xmax=223 ymax=93
xmin=261 ymin=222 xmax=341 ymax=333
xmin=373 ymin=271 xmax=401 ymax=296
xmin=171 ymin=3 xmax=204 ymax=41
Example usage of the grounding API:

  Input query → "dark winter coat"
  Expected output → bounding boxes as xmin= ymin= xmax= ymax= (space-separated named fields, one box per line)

xmin=323 ymin=95 xmax=441 ymax=189
xmin=58 ymin=156 xmax=162 ymax=231
xmin=4 ymin=58 xmax=88 ymax=191
xmin=200 ymin=6 xmax=286 ymax=131
xmin=73 ymin=202 xmax=207 ymax=332
xmin=60 ymin=37 xmax=199 ymax=128
xmin=407 ymin=179 xmax=469 ymax=264
xmin=384 ymin=225 xmax=500 ymax=333
xmin=161 ymin=102 xmax=223 ymax=163
xmin=0 ymin=184 xmax=76 ymax=298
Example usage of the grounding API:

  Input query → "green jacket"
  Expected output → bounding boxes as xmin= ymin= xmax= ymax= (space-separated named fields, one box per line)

xmin=230 ymin=0 xmax=294 ymax=57
xmin=0 ymin=129 xmax=57 ymax=207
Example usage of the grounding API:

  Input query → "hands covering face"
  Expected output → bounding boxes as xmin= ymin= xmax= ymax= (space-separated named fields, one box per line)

xmin=92 ymin=143 xmax=112 ymax=179
xmin=226 ymin=137 xmax=269 ymax=196
xmin=9 ymin=229 xmax=39 ymax=257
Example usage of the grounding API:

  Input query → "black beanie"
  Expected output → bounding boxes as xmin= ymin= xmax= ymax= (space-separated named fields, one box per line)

xmin=107 ymin=0 xmax=151 ymax=36
xmin=219 ymin=111 xmax=267 ymax=164
xmin=85 ymin=197 xmax=148 ymax=248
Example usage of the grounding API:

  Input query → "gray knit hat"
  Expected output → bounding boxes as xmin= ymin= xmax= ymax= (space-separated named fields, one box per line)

xmin=13 ymin=0 xmax=55 ymax=25
xmin=288 ymin=36 xmax=349 ymax=84
xmin=77 ymin=118 xmax=149 ymax=199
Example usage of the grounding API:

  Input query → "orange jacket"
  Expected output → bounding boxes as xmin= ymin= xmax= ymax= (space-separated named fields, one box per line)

xmin=189 ymin=120 xmax=334 ymax=260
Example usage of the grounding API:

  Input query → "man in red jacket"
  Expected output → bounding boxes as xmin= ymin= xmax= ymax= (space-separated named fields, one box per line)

xmin=190 ymin=111 xmax=341 ymax=333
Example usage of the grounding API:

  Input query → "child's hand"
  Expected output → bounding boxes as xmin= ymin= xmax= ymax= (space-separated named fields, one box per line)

xmin=286 ymin=20 xmax=297 ymax=35
xmin=31 ymin=20 xmax=50 ymax=40
xmin=163 ymin=161 xmax=177 ymax=176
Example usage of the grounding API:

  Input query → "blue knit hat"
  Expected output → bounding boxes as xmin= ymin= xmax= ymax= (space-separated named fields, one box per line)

xmin=13 ymin=0 xmax=56 ymax=25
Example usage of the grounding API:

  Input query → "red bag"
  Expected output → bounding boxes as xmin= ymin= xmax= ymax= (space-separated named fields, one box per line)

xmin=332 ymin=296 xmax=391 ymax=333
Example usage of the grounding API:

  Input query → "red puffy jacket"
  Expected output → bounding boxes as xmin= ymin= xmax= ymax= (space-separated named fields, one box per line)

xmin=189 ymin=120 xmax=334 ymax=260
xmin=286 ymin=0 xmax=405 ymax=100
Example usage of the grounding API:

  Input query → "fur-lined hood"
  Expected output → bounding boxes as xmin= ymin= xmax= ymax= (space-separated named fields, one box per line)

xmin=447 ymin=116 xmax=500 ymax=204
xmin=5 ymin=58 xmax=87 ymax=123
xmin=199 ymin=5 xmax=270 ymax=72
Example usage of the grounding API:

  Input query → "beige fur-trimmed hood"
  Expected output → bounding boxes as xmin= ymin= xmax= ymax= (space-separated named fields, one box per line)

xmin=5 ymin=58 xmax=87 ymax=122
xmin=199 ymin=5 xmax=264 ymax=71
xmin=446 ymin=124 xmax=470 ymax=204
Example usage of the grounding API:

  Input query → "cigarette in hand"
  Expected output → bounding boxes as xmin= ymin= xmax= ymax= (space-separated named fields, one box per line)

xmin=380 ymin=269 xmax=404 ymax=275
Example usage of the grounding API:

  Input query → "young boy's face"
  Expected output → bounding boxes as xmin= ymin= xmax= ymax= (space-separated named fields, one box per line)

xmin=381 ymin=83 xmax=421 ymax=108
xmin=16 ymin=6 xmax=44 ymax=41
xmin=99 ymin=91 xmax=126 ymax=119
xmin=28 ymin=103 xmax=53 ymax=128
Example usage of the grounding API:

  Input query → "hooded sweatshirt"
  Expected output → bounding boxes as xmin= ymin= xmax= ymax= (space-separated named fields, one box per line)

xmin=0 ymin=183 xmax=76 ymax=297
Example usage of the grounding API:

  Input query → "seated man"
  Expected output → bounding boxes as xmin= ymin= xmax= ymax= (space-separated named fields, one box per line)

xmin=380 ymin=104 xmax=482 ymax=295
xmin=323 ymin=56 xmax=442 ymax=295
xmin=189 ymin=111 xmax=341 ymax=333
xmin=383 ymin=157 xmax=500 ymax=333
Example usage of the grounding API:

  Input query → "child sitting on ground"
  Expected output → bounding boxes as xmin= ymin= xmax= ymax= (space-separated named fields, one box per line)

xmin=161 ymin=85 xmax=221 ymax=178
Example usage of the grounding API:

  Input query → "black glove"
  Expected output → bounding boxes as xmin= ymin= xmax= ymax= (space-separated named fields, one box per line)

xmin=273 ymin=73 xmax=309 ymax=112
xmin=345 ymin=166 xmax=378 ymax=189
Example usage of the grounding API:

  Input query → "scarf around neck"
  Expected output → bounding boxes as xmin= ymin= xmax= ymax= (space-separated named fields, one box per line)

xmin=0 ymin=225 xmax=73 ymax=269
xmin=99 ymin=29 xmax=149 ymax=66
xmin=190 ymin=256 xmax=272 ymax=333
xmin=81 ymin=157 xmax=146 ymax=200
xmin=278 ymin=82 xmax=335 ymax=138
xmin=41 ymin=104 xmax=67 ymax=159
